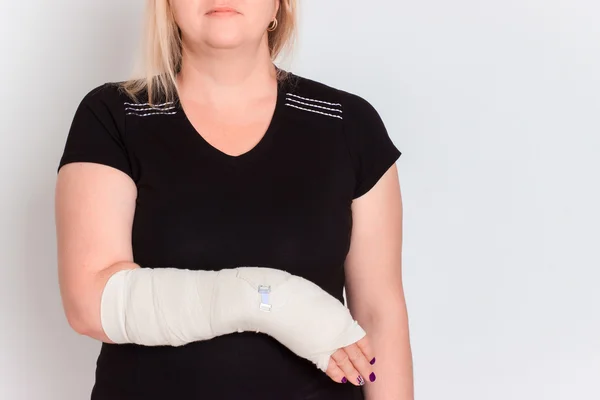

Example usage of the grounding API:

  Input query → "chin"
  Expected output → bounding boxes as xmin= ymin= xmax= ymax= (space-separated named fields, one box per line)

xmin=203 ymin=31 xmax=246 ymax=49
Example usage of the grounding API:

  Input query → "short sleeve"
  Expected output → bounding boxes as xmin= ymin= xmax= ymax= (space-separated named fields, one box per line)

xmin=57 ymin=83 xmax=133 ymax=179
xmin=342 ymin=92 xmax=402 ymax=199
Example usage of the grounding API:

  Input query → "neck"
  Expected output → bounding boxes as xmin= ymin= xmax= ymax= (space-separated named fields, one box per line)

xmin=176 ymin=36 xmax=277 ymax=106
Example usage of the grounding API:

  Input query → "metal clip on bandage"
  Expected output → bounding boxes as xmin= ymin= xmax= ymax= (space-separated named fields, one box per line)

xmin=258 ymin=285 xmax=272 ymax=312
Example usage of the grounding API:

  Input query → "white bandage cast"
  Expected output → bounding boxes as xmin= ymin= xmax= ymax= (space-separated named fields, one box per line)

xmin=101 ymin=266 xmax=366 ymax=371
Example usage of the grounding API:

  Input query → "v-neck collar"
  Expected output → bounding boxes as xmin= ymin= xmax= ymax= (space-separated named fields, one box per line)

xmin=174 ymin=65 xmax=290 ymax=167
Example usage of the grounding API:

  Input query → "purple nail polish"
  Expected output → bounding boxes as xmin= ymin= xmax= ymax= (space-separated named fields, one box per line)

xmin=370 ymin=357 xmax=376 ymax=365
xmin=369 ymin=372 xmax=377 ymax=382
xmin=341 ymin=377 xmax=348 ymax=384
xmin=357 ymin=375 xmax=365 ymax=386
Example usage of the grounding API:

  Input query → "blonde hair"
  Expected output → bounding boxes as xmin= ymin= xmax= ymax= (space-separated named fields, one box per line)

xmin=121 ymin=0 xmax=297 ymax=105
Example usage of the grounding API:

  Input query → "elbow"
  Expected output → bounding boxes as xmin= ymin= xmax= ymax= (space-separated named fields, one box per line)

xmin=65 ymin=308 xmax=95 ymax=337
xmin=62 ymin=296 xmax=102 ymax=338
xmin=59 ymin=262 xmax=130 ymax=341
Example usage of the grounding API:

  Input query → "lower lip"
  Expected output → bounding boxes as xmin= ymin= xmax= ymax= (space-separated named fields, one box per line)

xmin=207 ymin=10 xmax=238 ymax=16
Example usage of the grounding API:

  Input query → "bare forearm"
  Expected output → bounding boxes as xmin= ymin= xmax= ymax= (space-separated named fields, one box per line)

xmin=359 ymin=304 xmax=414 ymax=400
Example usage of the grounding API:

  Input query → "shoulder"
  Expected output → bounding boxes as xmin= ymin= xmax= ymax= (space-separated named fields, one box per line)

xmin=77 ymin=81 xmax=133 ymax=109
xmin=282 ymin=71 xmax=383 ymax=125
xmin=73 ymin=81 xmax=152 ymax=128
xmin=69 ymin=81 xmax=134 ymax=138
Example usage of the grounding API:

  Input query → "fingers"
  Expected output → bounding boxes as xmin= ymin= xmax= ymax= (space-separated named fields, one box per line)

xmin=356 ymin=336 xmax=376 ymax=366
xmin=327 ymin=336 xmax=377 ymax=386
xmin=325 ymin=354 xmax=347 ymax=384
xmin=331 ymin=346 xmax=364 ymax=386
xmin=343 ymin=343 xmax=375 ymax=385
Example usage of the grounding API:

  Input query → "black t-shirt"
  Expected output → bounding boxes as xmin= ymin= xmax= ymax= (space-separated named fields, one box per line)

xmin=57 ymin=68 xmax=401 ymax=400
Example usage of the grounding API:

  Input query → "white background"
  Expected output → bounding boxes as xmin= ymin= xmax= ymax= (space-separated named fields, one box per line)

xmin=1 ymin=1 xmax=598 ymax=399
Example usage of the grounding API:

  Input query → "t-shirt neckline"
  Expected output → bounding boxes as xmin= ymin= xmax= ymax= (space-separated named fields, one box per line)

xmin=174 ymin=66 xmax=289 ymax=166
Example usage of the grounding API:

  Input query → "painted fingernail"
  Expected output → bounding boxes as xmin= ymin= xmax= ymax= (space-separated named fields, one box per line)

xmin=341 ymin=377 xmax=348 ymax=384
xmin=370 ymin=357 xmax=376 ymax=365
xmin=357 ymin=375 xmax=365 ymax=386
xmin=369 ymin=372 xmax=377 ymax=382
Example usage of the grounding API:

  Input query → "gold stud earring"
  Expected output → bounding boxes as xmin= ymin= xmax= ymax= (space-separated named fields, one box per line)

xmin=267 ymin=18 xmax=278 ymax=32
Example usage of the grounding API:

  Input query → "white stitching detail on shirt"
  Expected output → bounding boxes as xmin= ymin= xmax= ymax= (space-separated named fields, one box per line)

xmin=286 ymin=93 xmax=342 ymax=107
xmin=126 ymin=111 xmax=178 ymax=117
xmin=285 ymin=97 xmax=343 ymax=113
xmin=125 ymin=106 xmax=176 ymax=112
xmin=124 ymin=100 xmax=177 ymax=117
xmin=124 ymin=101 xmax=174 ymax=107
xmin=284 ymin=103 xmax=343 ymax=120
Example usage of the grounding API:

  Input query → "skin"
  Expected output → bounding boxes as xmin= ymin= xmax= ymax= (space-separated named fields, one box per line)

xmin=55 ymin=0 xmax=413 ymax=397
xmin=346 ymin=167 xmax=414 ymax=398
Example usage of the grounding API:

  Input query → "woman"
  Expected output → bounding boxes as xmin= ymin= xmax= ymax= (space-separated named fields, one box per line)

xmin=55 ymin=0 xmax=413 ymax=399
